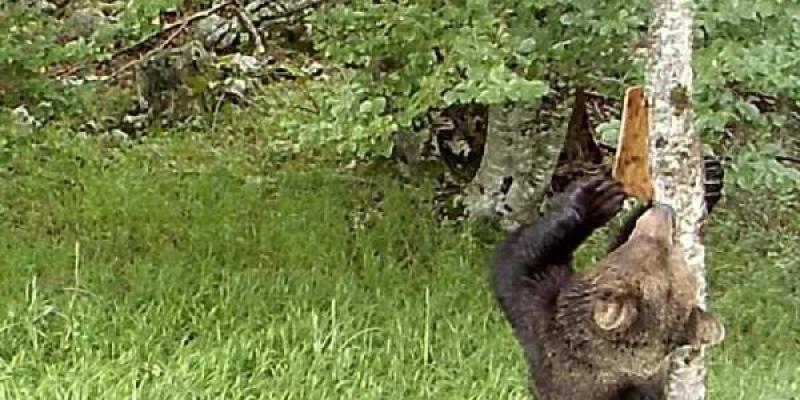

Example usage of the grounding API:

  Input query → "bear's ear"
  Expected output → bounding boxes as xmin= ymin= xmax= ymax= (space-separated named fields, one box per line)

xmin=687 ymin=307 xmax=725 ymax=347
xmin=592 ymin=284 xmax=638 ymax=332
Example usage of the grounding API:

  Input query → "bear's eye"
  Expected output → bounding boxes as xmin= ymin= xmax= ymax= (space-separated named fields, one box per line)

xmin=598 ymin=287 xmax=616 ymax=300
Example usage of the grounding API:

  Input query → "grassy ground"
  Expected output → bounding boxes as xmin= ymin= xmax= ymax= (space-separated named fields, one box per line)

xmin=0 ymin=133 xmax=797 ymax=399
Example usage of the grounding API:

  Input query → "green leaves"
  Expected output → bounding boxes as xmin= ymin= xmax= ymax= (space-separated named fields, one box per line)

xmin=444 ymin=65 xmax=549 ymax=105
xmin=694 ymin=1 xmax=800 ymax=144
xmin=4 ymin=0 xmax=799 ymax=161
xmin=306 ymin=0 xmax=564 ymax=156
xmin=730 ymin=146 xmax=800 ymax=205
xmin=0 ymin=0 xmax=195 ymax=120
xmin=306 ymin=0 xmax=800 ymax=158
xmin=508 ymin=79 xmax=550 ymax=102
xmin=358 ymin=97 xmax=387 ymax=115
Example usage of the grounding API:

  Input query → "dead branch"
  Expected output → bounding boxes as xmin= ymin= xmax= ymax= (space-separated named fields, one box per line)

xmin=776 ymin=155 xmax=800 ymax=166
xmin=110 ymin=0 xmax=235 ymax=61
xmin=108 ymin=1 xmax=238 ymax=81
xmin=258 ymin=0 xmax=327 ymax=23
xmin=233 ymin=7 xmax=266 ymax=54
xmin=109 ymin=24 xmax=188 ymax=80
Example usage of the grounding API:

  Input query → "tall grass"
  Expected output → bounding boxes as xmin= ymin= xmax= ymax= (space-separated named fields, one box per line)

xmin=0 ymin=134 xmax=797 ymax=399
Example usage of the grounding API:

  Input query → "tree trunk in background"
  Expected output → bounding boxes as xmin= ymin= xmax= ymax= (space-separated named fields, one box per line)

xmin=464 ymin=89 xmax=573 ymax=230
xmin=647 ymin=1 xmax=709 ymax=399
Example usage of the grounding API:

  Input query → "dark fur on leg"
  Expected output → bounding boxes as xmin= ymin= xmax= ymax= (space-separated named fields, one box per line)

xmin=492 ymin=178 xmax=625 ymax=343
xmin=491 ymin=162 xmax=725 ymax=400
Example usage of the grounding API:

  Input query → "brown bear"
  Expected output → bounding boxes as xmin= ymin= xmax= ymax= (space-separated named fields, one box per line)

xmin=491 ymin=160 xmax=725 ymax=400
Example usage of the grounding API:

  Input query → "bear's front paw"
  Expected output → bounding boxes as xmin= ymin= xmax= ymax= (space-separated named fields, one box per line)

xmin=567 ymin=178 xmax=626 ymax=229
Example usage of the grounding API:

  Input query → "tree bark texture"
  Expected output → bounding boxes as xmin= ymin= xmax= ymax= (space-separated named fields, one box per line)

xmin=464 ymin=89 xmax=573 ymax=230
xmin=646 ymin=1 xmax=709 ymax=399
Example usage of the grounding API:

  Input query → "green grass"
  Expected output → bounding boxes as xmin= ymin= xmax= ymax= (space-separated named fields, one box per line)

xmin=0 ymin=134 xmax=797 ymax=399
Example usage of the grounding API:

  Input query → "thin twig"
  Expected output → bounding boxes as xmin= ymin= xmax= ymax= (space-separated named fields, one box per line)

xmin=110 ymin=0 xmax=235 ymax=60
xmin=297 ymin=84 xmax=321 ymax=113
xmin=595 ymin=140 xmax=618 ymax=153
xmin=108 ymin=0 xmax=237 ymax=80
xmin=56 ymin=62 xmax=89 ymax=79
xmin=211 ymin=92 xmax=227 ymax=134
xmin=584 ymin=89 xmax=616 ymax=101
xmin=109 ymin=22 xmax=189 ymax=80
xmin=58 ymin=1 xmax=234 ymax=80
xmin=259 ymin=0 xmax=326 ymax=22
xmin=257 ymin=0 xmax=327 ymax=27
xmin=776 ymin=155 xmax=800 ymax=165
xmin=233 ymin=7 xmax=266 ymax=54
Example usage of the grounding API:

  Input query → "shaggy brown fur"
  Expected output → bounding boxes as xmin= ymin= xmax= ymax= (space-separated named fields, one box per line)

xmin=492 ymin=171 xmax=725 ymax=400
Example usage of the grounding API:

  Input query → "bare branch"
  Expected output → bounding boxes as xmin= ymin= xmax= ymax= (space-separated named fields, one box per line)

xmin=110 ymin=0 xmax=235 ymax=61
xmin=233 ymin=7 xmax=266 ymax=55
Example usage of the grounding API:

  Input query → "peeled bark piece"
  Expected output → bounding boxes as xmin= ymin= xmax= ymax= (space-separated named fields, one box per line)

xmin=613 ymin=86 xmax=654 ymax=200
xmin=646 ymin=1 xmax=709 ymax=399
xmin=465 ymin=89 xmax=573 ymax=230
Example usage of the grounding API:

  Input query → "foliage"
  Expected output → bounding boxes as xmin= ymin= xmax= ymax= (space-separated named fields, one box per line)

xmin=91 ymin=0 xmax=186 ymax=47
xmin=0 ymin=4 xmax=92 ymax=109
xmin=4 ymin=0 xmax=800 ymax=159
xmin=728 ymin=146 xmax=800 ymax=206
xmin=0 ymin=0 xmax=188 ymax=122
xmin=300 ymin=0 xmax=800 ymax=156
xmin=306 ymin=0 xmax=649 ymax=156
xmin=694 ymin=0 xmax=800 ymax=144
xmin=248 ymin=75 xmax=400 ymax=158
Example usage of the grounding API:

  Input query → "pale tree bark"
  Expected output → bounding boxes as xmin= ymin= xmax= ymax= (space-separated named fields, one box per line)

xmin=464 ymin=89 xmax=573 ymax=230
xmin=647 ymin=1 xmax=710 ymax=399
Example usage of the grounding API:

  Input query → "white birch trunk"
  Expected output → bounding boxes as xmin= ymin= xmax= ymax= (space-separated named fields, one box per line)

xmin=465 ymin=90 xmax=573 ymax=230
xmin=646 ymin=1 xmax=709 ymax=399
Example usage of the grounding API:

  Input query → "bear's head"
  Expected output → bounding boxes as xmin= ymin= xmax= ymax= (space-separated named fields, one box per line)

xmin=554 ymin=204 xmax=724 ymax=376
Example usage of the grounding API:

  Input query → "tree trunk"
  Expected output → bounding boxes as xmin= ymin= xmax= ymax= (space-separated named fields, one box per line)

xmin=646 ymin=1 xmax=709 ymax=399
xmin=464 ymin=89 xmax=574 ymax=230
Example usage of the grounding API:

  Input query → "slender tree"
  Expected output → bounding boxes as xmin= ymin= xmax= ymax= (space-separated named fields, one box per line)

xmin=647 ymin=1 xmax=710 ymax=399
xmin=465 ymin=91 xmax=573 ymax=230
